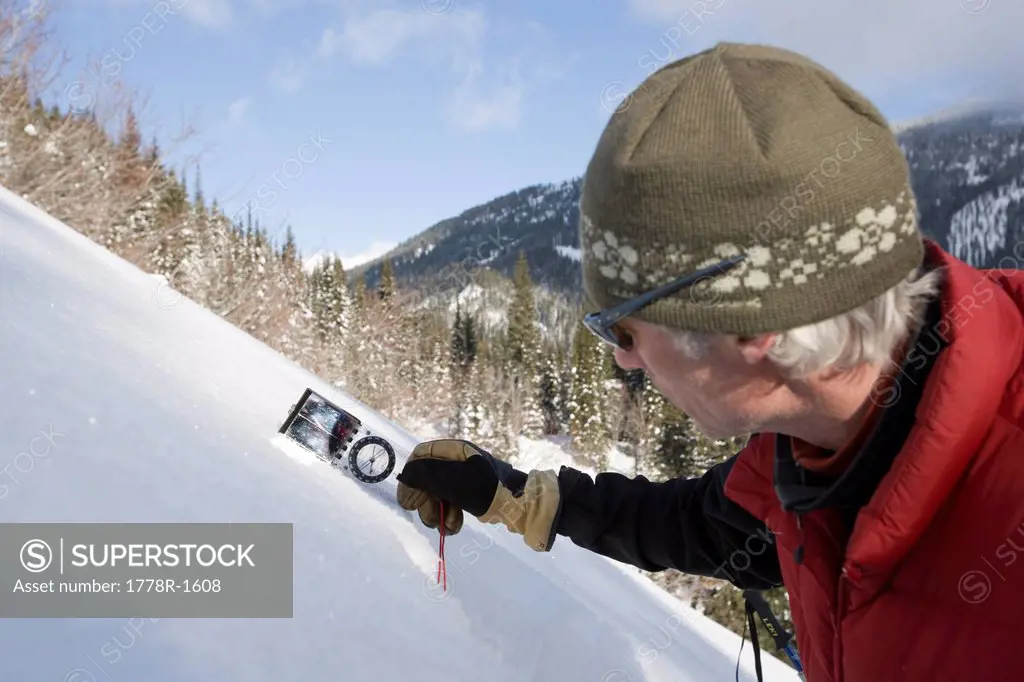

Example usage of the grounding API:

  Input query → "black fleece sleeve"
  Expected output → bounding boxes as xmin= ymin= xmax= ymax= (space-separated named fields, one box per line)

xmin=552 ymin=456 xmax=783 ymax=590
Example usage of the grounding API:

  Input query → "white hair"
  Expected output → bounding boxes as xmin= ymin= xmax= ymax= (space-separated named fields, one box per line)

xmin=670 ymin=266 xmax=945 ymax=379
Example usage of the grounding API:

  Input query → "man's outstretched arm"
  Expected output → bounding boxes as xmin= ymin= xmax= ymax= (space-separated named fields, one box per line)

xmin=552 ymin=457 xmax=783 ymax=590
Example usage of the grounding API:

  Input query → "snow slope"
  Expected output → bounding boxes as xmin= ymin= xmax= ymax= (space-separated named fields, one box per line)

xmin=0 ymin=185 xmax=799 ymax=682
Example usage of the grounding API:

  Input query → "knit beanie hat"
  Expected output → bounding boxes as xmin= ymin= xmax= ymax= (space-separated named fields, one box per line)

xmin=579 ymin=41 xmax=925 ymax=336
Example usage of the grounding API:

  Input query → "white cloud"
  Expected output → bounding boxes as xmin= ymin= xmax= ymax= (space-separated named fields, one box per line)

xmin=334 ymin=7 xmax=486 ymax=66
xmin=330 ymin=7 xmax=517 ymax=131
xmin=444 ymin=21 xmax=580 ymax=132
xmin=267 ymin=57 xmax=308 ymax=93
xmin=444 ymin=19 xmax=579 ymax=133
xmin=626 ymin=0 xmax=697 ymax=23
xmin=339 ymin=10 xmax=436 ymax=63
xmin=316 ymin=27 xmax=341 ymax=59
xmin=447 ymin=59 xmax=525 ymax=132
xmin=271 ymin=7 xmax=485 ymax=96
xmin=227 ymin=96 xmax=252 ymax=123
xmin=99 ymin=0 xmax=233 ymax=28
xmin=622 ymin=0 xmax=1024 ymax=104
xmin=266 ymin=5 xmax=575 ymax=132
xmin=182 ymin=0 xmax=233 ymax=28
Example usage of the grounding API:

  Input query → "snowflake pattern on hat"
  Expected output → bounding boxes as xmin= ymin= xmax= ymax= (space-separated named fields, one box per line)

xmin=581 ymin=189 xmax=920 ymax=307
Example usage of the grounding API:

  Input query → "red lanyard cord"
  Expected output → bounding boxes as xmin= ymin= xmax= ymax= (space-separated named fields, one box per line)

xmin=436 ymin=500 xmax=447 ymax=591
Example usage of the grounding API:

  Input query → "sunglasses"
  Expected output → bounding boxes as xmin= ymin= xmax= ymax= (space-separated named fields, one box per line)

xmin=582 ymin=252 xmax=748 ymax=350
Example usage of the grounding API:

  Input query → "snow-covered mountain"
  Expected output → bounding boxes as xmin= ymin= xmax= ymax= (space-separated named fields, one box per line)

xmin=355 ymin=105 xmax=1024 ymax=299
xmin=0 ymin=186 xmax=799 ymax=682
xmin=352 ymin=179 xmax=583 ymax=296
xmin=899 ymin=104 xmax=1024 ymax=267
xmin=304 ymin=239 xmax=398 ymax=274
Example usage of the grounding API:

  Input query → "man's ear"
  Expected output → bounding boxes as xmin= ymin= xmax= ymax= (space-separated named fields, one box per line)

xmin=734 ymin=333 xmax=777 ymax=364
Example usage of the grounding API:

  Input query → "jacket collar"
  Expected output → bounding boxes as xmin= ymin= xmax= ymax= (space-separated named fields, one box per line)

xmin=771 ymin=288 xmax=942 ymax=528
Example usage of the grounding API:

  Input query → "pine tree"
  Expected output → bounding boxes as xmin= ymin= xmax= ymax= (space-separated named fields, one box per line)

xmin=506 ymin=251 xmax=540 ymax=365
xmin=591 ymin=333 xmax=615 ymax=469
xmin=335 ymin=260 xmax=353 ymax=341
xmin=569 ymin=323 xmax=611 ymax=466
xmin=270 ymin=227 xmax=315 ymax=365
xmin=448 ymin=365 xmax=470 ymax=438
xmin=557 ymin=348 xmax=572 ymax=427
xmin=504 ymin=251 xmax=545 ymax=438
xmin=379 ymin=258 xmax=397 ymax=302
xmin=491 ymin=365 xmax=518 ymax=459
xmin=538 ymin=348 xmax=563 ymax=435
xmin=633 ymin=372 xmax=669 ymax=478
xmin=568 ymin=327 xmax=589 ymax=447
xmin=225 ymin=222 xmax=278 ymax=336
xmin=309 ymin=255 xmax=351 ymax=353
xmin=147 ymin=135 xmax=160 ymax=165
xmin=456 ymin=304 xmax=478 ymax=369
xmin=119 ymin=106 xmax=141 ymax=156
xmin=423 ymin=336 xmax=452 ymax=418
xmin=309 ymin=260 xmax=331 ymax=343
xmin=157 ymin=169 xmax=188 ymax=220
xmin=333 ymin=268 xmax=371 ymax=395
xmin=451 ymin=302 xmax=464 ymax=366
xmin=281 ymin=225 xmax=298 ymax=265
xmin=193 ymin=164 xmax=205 ymax=213
xmin=448 ymin=302 xmax=479 ymax=438
xmin=353 ymin=273 xmax=368 ymax=315
xmin=346 ymin=289 xmax=396 ymax=414
xmin=465 ymin=358 xmax=487 ymax=443
xmin=650 ymin=401 xmax=702 ymax=479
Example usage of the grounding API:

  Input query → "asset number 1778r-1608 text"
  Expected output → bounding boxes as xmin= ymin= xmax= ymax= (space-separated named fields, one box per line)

xmin=126 ymin=578 xmax=221 ymax=593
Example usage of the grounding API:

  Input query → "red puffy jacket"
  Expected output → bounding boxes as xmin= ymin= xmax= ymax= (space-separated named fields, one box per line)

xmin=725 ymin=241 xmax=1024 ymax=681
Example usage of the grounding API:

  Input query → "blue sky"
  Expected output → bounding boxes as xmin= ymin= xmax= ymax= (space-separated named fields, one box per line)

xmin=40 ymin=0 xmax=1024 ymax=268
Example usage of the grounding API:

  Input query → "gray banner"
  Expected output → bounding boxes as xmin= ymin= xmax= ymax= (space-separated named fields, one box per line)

xmin=0 ymin=523 xmax=293 ymax=617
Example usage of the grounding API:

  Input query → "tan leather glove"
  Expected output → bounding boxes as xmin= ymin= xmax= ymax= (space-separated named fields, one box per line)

xmin=395 ymin=439 xmax=562 ymax=552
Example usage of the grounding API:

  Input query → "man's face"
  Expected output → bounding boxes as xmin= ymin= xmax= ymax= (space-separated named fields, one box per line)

xmin=611 ymin=317 xmax=784 ymax=440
